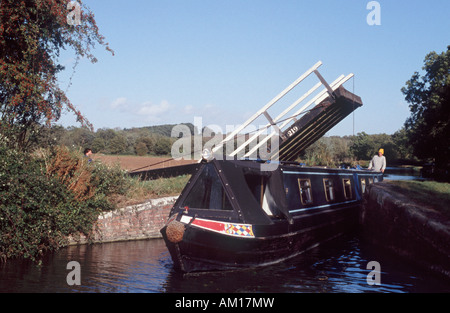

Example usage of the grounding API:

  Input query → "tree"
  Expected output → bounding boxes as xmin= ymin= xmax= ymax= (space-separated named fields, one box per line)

xmin=370 ymin=133 xmax=397 ymax=162
xmin=391 ymin=127 xmax=414 ymax=161
xmin=96 ymin=128 xmax=118 ymax=142
xmin=65 ymin=126 xmax=95 ymax=148
xmin=401 ymin=46 xmax=450 ymax=167
xmin=0 ymin=0 xmax=113 ymax=149
xmin=331 ymin=136 xmax=353 ymax=162
xmin=350 ymin=132 xmax=374 ymax=160
xmin=91 ymin=136 xmax=106 ymax=153
xmin=302 ymin=139 xmax=334 ymax=167
xmin=153 ymin=136 xmax=172 ymax=156
xmin=109 ymin=134 xmax=127 ymax=154
xmin=135 ymin=141 xmax=148 ymax=156
xmin=34 ymin=124 xmax=66 ymax=148
xmin=134 ymin=136 xmax=155 ymax=155
xmin=299 ymin=136 xmax=353 ymax=167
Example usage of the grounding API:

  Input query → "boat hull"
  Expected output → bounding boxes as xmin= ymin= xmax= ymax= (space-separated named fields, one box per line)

xmin=161 ymin=201 xmax=359 ymax=273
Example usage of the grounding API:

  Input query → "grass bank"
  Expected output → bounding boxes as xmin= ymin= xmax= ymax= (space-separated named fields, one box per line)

xmin=117 ymin=174 xmax=190 ymax=207
xmin=385 ymin=180 xmax=450 ymax=219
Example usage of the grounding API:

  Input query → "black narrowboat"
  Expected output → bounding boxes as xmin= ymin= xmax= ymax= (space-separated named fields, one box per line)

xmin=160 ymin=62 xmax=383 ymax=273
xmin=160 ymin=159 xmax=383 ymax=273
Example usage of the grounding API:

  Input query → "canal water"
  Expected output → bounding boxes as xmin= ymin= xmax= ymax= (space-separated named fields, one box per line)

xmin=1 ymin=234 xmax=449 ymax=293
xmin=1 ymin=168 xmax=449 ymax=293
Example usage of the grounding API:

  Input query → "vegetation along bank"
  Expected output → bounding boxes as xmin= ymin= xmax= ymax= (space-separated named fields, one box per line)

xmin=0 ymin=143 xmax=189 ymax=263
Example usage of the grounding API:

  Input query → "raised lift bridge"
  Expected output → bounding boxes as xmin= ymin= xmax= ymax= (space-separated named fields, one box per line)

xmin=210 ymin=61 xmax=363 ymax=163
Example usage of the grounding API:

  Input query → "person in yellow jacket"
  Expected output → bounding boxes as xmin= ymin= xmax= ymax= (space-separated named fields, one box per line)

xmin=368 ymin=148 xmax=386 ymax=173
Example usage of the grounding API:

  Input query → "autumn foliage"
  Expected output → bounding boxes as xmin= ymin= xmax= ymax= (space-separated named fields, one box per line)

xmin=45 ymin=146 xmax=96 ymax=201
xmin=0 ymin=0 xmax=113 ymax=149
xmin=0 ymin=0 xmax=116 ymax=263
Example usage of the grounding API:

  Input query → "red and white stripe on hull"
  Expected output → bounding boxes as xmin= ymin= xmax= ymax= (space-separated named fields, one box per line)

xmin=180 ymin=215 xmax=255 ymax=238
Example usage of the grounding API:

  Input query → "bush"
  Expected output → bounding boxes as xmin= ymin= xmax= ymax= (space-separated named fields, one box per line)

xmin=44 ymin=146 xmax=132 ymax=210
xmin=0 ymin=141 xmax=190 ymax=263
xmin=0 ymin=144 xmax=132 ymax=263
xmin=0 ymin=144 xmax=100 ymax=262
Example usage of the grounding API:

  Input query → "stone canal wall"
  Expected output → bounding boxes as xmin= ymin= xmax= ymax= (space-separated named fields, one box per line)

xmin=68 ymin=196 xmax=177 ymax=245
xmin=360 ymin=182 xmax=450 ymax=280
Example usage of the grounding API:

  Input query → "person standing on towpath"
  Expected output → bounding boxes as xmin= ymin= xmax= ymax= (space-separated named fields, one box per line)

xmin=368 ymin=148 xmax=386 ymax=173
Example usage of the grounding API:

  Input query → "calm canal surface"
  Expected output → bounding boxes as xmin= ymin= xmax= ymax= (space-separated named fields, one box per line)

xmin=1 ymin=234 xmax=449 ymax=293
xmin=1 ymin=168 xmax=449 ymax=293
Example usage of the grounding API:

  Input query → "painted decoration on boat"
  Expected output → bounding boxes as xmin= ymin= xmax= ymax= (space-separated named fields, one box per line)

xmin=180 ymin=216 xmax=255 ymax=238
xmin=225 ymin=224 xmax=255 ymax=237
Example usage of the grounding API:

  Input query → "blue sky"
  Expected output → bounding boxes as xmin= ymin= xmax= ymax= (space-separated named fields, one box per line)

xmin=57 ymin=0 xmax=450 ymax=136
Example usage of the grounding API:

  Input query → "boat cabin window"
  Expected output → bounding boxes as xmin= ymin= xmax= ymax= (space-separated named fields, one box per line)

xmin=244 ymin=173 xmax=266 ymax=206
xmin=298 ymin=179 xmax=313 ymax=205
xmin=182 ymin=164 xmax=233 ymax=211
xmin=360 ymin=178 xmax=366 ymax=194
xmin=342 ymin=179 xmax=352 ymax=200
xmin=323 ymin=179 xmax=335 ymax=202
xmin=244 ymin=172 xmax=280 ymax=217
xmin=368 ymin=178 xmax=374 ymax=185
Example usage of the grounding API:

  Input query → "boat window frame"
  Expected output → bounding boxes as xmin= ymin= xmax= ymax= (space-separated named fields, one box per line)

xmin=323 ymin=178 xmax=335 ymax=202
xmin=298 ymin=178 xmax=313 ymax=205
xmin=360 ymin=178 xmax=367 ymax=194
xmin=342 ymin=178 xmax=353 ymax=200
xmin=180 ymin=162 xmax=234 ymax=212
xmin=243 ymin=172 xmax=268 ymax=207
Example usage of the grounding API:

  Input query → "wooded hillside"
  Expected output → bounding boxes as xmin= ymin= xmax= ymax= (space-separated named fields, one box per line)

xmin=30 ymin=123 xmax=416 ymax=167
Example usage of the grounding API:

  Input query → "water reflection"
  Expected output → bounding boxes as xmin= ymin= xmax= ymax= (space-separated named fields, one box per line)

xmin=67 ymin=240 xmax=171 ymax=293
xmin=383 ymin=167 xmax=422 ymax=181
xmin=1 ymin=235 xmax=449 ymax=293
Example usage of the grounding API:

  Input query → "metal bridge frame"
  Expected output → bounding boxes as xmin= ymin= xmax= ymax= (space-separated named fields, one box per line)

xmin=210 ymin=61 xmax=354 ymax=160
